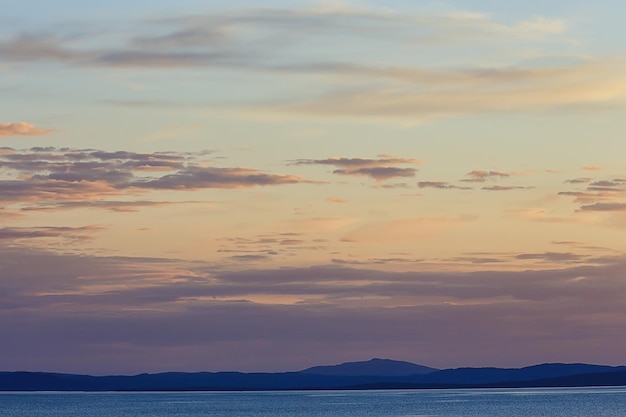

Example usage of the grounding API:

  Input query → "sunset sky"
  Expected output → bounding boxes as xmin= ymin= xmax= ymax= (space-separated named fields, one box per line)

xmin=2 ymin=0 xmax=626 ymax=375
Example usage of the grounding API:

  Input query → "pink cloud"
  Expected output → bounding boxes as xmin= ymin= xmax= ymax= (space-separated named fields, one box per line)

xmin=0 ymin=122 xmax=53 ymax=137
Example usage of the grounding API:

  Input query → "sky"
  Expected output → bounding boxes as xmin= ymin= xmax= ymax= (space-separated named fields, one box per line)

xmin=1 ymin=0 xmax=626 ymax=375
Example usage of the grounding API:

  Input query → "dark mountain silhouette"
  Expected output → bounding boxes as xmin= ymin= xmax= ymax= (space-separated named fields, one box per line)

xmin=1 ymin=359 xmax=625 ymax=391
xmin=300 ymin=358 xmax=438 ymax=376
xmin=417 ymin=363 xmax=626 ymax=385
xmin=495 ymin=369 xmax=626 ymax=388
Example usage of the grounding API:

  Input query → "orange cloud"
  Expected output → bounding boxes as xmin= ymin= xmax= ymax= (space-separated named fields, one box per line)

xmin=508 ymin=208 xmax=599 ymax=224
xmin=342 ymin=216 xmax=475 ymax=243
xmin=286 ymin=216 xmax=358 ymax=232
xmin=0 ymin=122 xmax=53 ymax=137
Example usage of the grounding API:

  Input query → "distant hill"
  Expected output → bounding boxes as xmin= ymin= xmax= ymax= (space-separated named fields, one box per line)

xmin=417 ymin=363 xmax=626 ymax=385
xmin=1 ymin=359 xmax=625 ymax=391
xmin=496 ymin=369 xmax=626 ymax=388
xmin=300 ymin=358 xmax=438 ymax=376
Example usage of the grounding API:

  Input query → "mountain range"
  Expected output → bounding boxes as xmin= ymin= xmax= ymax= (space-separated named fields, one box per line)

xmin=2 ymin=358 xmax=626 ymax=391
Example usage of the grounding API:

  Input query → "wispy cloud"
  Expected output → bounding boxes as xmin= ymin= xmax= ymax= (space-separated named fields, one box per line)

xmin=515 ymin=252 xmax=586 ymax=262
xmin=418 ymin=181 xmax=472 ymax=190
xmin=508 ymin=208 xmax=594 ymax=224
xmin=482 ymin=185 xmax=533 ymax=191
xmin=0 ymin=7 xmax=571 ymax=69
xmin=0 ymin=225 xmax=101 ymax=242
xmin=4 ymin=7 xmax=622 ymax=126
xmin=341 ymin=216 xmax=475 ymax=243
xmin=19 ymin=200 xmax=206 ymax=213
xmin=292 ymin=156 xmax=421 ymax=182
xmin=461 ymin=170 xmax=510 ymax=183
xmin=565 ymin=177 xmax=593 ymax=184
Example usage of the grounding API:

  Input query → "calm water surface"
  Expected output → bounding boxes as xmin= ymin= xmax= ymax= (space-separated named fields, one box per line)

xmin=1 ymin=387 xmax=625 ymax=416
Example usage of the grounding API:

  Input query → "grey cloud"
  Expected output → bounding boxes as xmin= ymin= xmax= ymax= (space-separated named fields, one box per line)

xmin=200 ymin=262 xmax=624 ymax=303
xmin=130 ymin=166 xmax=301 ymax=189
xmin=418 ymin=181 xmax=470 ymax=190
xmin=93 ymin=50 xmax=234 ymax=68
xmin=587 ymin=186 xmax=624 ymax=192
xmin=0 ymin=34 xmax=73 ymax=62
xmin=564 ymin=177 xmax=592 ymax=184
xmin=482 ymin=185 xmax=533 ymax=191
xmin=332 ymin=257 xmax=424 ymax=265
xmin=215 ymin=233 xmax=327 ymax=262
xmin=461 ymin=170 xmax=510 ymax=183
xmin=333 ymin=166 xmax=416 ymax=181
xmin=42 ymin=167 xmax=134 ymax=184
xmin=515 ymin=252 xmax=586 ymax=262
xmin=88 ymin=150 xmax=185 ymax=161
xmin=280 ymin=239 xmax=304 ymax=245
xmin=30 ymin=146 xmax=63 ymax=152
xmin=579 ymin=203 xmax=626 ymax=212
xmin=379 ymin=183 xmax=410 ymax=189
xmin=293 ymin=157 xmax=421 ymax=168
xmin=1 ymin=247 xmax=626 ymax=373
xmin=418 ymin=181 xmax=450 ymax=189
xmin=0 ymin=148 xmax=306 ymax=208
xmin=559 ymin=176 xmax=626 ymax=210
xmin=0 ymin=8 xmax=568 ymax=69
xmin=0 ymin=9 xmax=337 ymax=69
xmin=0 ymin=33 xmax=228 ymax=68
xmin=0 ymin=226 xmax=100 ymax=241
xmin=226 ymin=254 xmax=272 ymax=263
xmin=4 ymin=248 xmax=624 ymax=312
xmin=589 ymin=180 xmax=626 ymax=188
xmin=0 ymin=178 xmax=121 ymax=204
xmin=448 ymin=256 xmax=506 ymax=264
xmin=551 ymin=240 xmax=581 ymax=245
xmin=1 ymin=148 xmax=185 ymax=170
xmin=293 ymin=157 xmax=420 ymax=182
xmin=20 ymin=200 xmax=204 ymax=213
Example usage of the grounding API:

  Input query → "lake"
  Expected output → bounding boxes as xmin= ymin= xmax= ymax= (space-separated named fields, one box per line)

xmin=1 ymin=387 xmax=625 ymax=416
